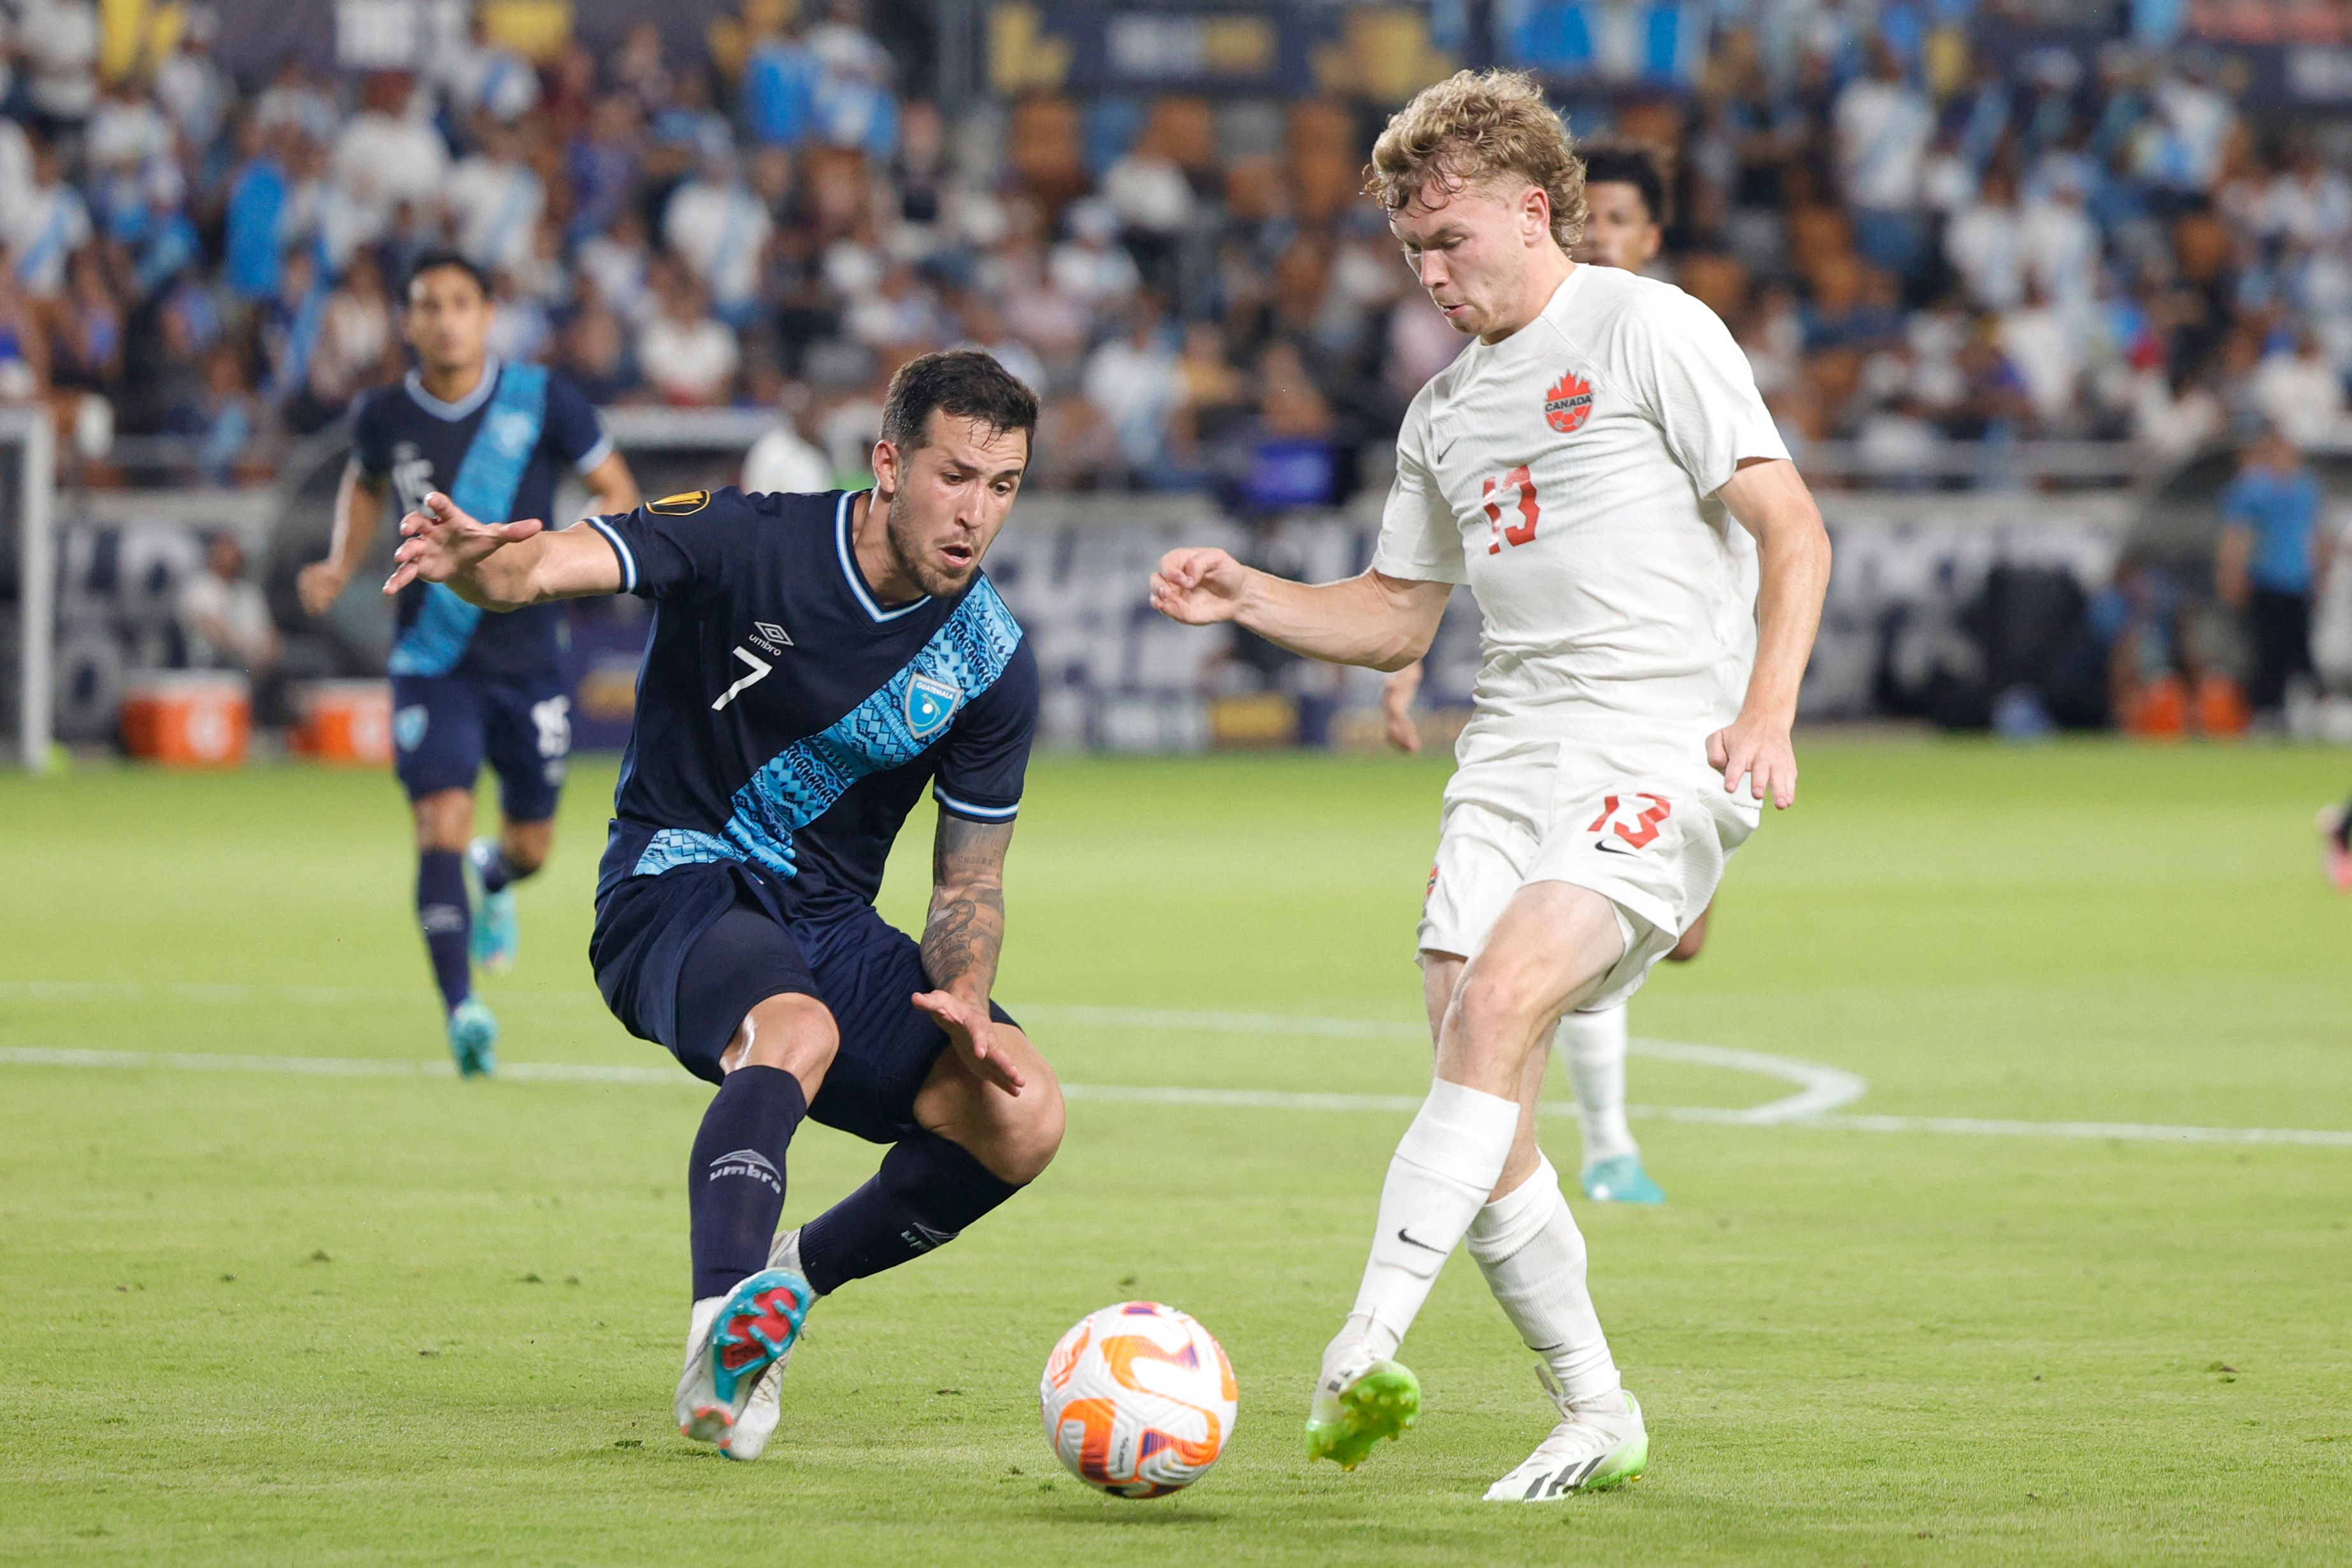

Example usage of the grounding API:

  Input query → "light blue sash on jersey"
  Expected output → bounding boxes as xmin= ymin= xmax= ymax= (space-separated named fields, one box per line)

xmin=631 ymin=577 xmax=1025 ymax=879
xmin=388 ymin=362 xmax=550 ymax=676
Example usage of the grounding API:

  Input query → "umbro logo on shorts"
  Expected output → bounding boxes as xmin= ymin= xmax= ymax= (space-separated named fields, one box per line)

xmin=707 ymin=1148 xmax=782 ymax=1193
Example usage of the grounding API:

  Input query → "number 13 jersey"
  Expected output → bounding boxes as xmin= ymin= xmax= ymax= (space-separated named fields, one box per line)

xmin=1370 ymin=265 xmax=1788 ymax=746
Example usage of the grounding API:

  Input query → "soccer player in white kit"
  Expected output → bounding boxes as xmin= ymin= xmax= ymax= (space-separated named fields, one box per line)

xmin=1381 ymin=139 xmax=1689 ymax=1208
xmin=1151 ymin=71 xmax=1831 ymax=1499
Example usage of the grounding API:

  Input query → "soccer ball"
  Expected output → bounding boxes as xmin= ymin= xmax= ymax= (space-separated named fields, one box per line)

xmin=1039 ymin=1301 xmax=1237 ymax=1498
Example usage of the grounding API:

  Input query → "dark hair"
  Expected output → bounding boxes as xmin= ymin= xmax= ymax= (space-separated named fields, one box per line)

xmin=403 ymin=249 xmax=492 ymax=300
xmin=1578 ymin=143 xmax=1666 ymax=227
xmin=880 ymin=350 xmax=1039 ymax=457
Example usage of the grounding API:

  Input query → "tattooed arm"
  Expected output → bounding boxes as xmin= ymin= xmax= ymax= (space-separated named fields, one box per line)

xmin=911 ymin=813 xmax=1023 ymax=1094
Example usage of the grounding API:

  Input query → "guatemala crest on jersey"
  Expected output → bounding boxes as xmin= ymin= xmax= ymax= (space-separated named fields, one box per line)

xmin=905 ymin=672 xmax=961 ymax=740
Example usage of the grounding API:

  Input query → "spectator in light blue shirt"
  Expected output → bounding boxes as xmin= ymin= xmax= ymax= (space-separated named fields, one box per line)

xmin=2218 ymin=427 xmax=2327 ymax=713
xmin=223 ymin=124 xmax=290 ymax=304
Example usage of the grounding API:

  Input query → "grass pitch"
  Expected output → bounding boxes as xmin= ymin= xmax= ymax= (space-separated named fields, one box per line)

xmin=3 ymin=740 xmax=2349 ymax=1565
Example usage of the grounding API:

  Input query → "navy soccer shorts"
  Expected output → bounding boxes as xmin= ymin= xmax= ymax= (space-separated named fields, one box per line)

xmin=390 ymin=673 xmax=571 ymax=822
xmin=590 ymin=860 xmax=1019 ymax=1144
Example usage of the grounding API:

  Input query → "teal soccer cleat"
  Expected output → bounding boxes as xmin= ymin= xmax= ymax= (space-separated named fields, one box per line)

xmin=467 ymin=838 xmax=519 ymax=973
xmin=676 ymin=1268 xmax=814 ymax=1454
xmin=446 ymin=997 xmax=499 ymax=1078
xmin=1580 ymin=1153 xmax=1665 ymax=1205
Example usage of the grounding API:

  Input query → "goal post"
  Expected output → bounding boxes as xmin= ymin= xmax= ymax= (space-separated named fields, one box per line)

xmin=1 ymin=407 xmax=57 ymax=775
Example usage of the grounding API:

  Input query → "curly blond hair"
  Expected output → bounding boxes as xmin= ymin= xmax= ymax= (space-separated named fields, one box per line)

xmin=1365 ymin=69 xmax=1587 ymax=252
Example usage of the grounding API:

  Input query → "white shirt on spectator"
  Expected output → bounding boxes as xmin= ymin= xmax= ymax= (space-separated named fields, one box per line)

xmin=1999 ymin=302 xmax=2083 ymax=423
xmin=333 ymin=110 xmax=448 ymax=231
xmin=445 ymin=154 xmax=546 ymax=274
xmin=2255 ymin=348 xmax=2348 ymax=448
xmin=1083 ymin=331 xmax=1180 ymax=471
xmin=639 ymin=311 xmax=739 ymax=406
xmin=2264 ymin=169 xmax=2352 ymax=248
xmin=742 ymin=420 xmax=834 ymax=495
xmin=4 ymin=178 xmax=92 ymax=298
xmin=578 ymin=232 xmax=653 ymax=325
xmin=0 ymin=120 xmax=32 ymax=212
xmin=155 ymin=46 xmax=231 ymax=148
xmin=86 ymin=94 xmax=171 ymax=172
xmin=1946 ymin=196 xmax=2026 ymax=311
xmin=177 ymin=571 xmax=273 ymax=671
xmin=20 ymin=0 xmax=100 ymax=121
xmin=439 ymin=45 xmax=541 ymax=124
xmin=2018 ymin=194 xmax=2099 ymax=310
xmin=1834 ymin=76 xmax=1932 ymax=211
xmin=1102 ymin=151 xmax=1193 ymax=234
xmin=664 ymin=178 xmax=771 ymax=313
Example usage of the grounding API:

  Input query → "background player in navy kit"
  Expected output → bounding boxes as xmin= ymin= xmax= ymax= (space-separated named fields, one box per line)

xmin=297 ymin=252 xmax=640 ymax=1075
xmin=382 ymin=351 xmax=1060 ymax=1461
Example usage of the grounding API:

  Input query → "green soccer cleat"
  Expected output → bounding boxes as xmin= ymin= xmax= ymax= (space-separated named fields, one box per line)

xmin=1580 ymin=1153 xmax=1666 ymax=1205
xmin=1484 ymin=1381 xmax=1648 ymax=1502
xmin=1306 ymin=1355 xmax=1422 ymax=1471
xmin=446 ymin=997 xmax=498 ymax=1078
xmin=467 ymin=839 xmax=519 ymax=973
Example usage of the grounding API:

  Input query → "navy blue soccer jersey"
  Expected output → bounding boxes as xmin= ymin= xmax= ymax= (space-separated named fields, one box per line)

xmin=586 ymin=487 xmax=1038 ymax=922
xmin=353 ymin=357 xmax=611 ymax=682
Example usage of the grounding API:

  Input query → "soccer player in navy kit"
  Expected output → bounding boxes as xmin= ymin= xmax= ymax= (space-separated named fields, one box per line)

xmin=299 ymin=252 xmax=640 ymax=1074
xmin=383 ymin=351 xmax=1062 ymax=1461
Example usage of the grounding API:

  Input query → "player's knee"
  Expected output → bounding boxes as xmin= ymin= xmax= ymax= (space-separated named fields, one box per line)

xmin=1667 ymin=914 xmax=1708 ymax=962
xmin=1449 ymin=967 xmax=1549 ymax=1054
xmin=994 ymin=1076 xmax=1066 ymax=1185
xmin=412 ymin=790 xmax=473 ymax=851
xmin=724 ymin=992 xmax=838 ymax=1092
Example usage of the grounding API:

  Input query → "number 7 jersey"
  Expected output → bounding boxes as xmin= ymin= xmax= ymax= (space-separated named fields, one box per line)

xmin=1371 ymin=265 xmax=1789 ymax=745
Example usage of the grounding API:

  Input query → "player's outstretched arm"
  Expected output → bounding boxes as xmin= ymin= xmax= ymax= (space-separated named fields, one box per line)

xmin=1150 ymin=548 xmax=1451 ymax=672
xmin=1711 ymin=457 xmax=1832 ymax=810
xmin=384 ymin=491 xmax=624 ymax=610
xmin=912 ymin=813 xmax=1025 ymax=1096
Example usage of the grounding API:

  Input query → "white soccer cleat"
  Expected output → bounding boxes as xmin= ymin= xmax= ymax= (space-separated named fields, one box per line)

xmin=1483 ymin=1371 xmax=1648 ymax=1501
xmin=717 ymin=1230 xmax=815 ymax=1462
xmin=673 ymin=1264 xmax=812 ymax=1457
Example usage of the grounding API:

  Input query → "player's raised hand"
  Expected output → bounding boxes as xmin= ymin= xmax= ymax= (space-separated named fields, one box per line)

xmin=912 ymin=989 xmax=1027 ymax=1096
xmin=1708 ymin=714 xmax=1799 ymax=810
xmin=383 ymin=492 xmax=546 ymax=595
xmin=1150 ymin=546 xmax=1251 ymax=625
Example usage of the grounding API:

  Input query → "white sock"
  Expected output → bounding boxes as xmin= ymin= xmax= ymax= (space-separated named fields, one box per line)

xmin=1558 ymin=1005 xmax=1637 ymax=1167
xmin=1467 ymin=1156 xmax=1622 ymax=1408
xmin=1346 ymin=1078 xmax=1522 ymax=1353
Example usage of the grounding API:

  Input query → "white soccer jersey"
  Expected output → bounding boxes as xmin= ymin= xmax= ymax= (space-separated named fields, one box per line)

xmin=1371 ymin=265 xmax=1788 ymax=745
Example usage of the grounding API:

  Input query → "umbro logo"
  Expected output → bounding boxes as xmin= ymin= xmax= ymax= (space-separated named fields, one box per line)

xmin=748 ymin=621 xmax=794 ymax=656
xmin=707 ymin=1148 xmax=782 ymax=1193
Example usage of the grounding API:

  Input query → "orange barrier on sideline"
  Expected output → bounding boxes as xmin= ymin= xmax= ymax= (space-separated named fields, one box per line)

xmin=291 ymin=680 xmax=393 ymax=765
xmin=120 ymin=673 xmax=250 ymax=767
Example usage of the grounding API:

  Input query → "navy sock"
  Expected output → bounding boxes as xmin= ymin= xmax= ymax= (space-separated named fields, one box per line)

xmin=469 ymin=840 xmax=532 ymax=894
xmin=797 ymin=1130 xmax=1023 ymax=1297
xmin=688 ymin=1066 xmax=808 ymax=1301
xmin=416 ymin=850 xmax=471 ymax=1013
xmin=2338 ymin=795 xmax=2352 ymax=850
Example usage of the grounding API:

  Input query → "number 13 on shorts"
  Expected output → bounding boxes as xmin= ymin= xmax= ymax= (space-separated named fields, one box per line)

xmin=1586 ymin=792 xmax=1671 ymax=851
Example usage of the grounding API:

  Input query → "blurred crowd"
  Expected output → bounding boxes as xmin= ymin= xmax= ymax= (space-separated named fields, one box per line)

xmin=4 ymin=0 xmax=2351 ymax=496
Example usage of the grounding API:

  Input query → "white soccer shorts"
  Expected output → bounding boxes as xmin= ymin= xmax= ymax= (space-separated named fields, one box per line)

xmin=1416 ymin=727 xmax=1759 ymax=1012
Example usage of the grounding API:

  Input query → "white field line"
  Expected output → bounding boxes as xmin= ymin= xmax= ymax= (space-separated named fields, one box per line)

xmin=3 ymin=985 xmax=2349 ymax=1145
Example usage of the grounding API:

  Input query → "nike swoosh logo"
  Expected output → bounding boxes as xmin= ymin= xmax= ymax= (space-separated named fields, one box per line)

xmin=1397 ymin=1227 xmax=1446 ymax=1254
xmin=1593 ymin=837 xmax=1634 ymax=855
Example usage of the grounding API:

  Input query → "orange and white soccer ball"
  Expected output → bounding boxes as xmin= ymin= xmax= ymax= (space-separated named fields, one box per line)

xmin=1038 ymin=1302 xmax=1238 ymax=1498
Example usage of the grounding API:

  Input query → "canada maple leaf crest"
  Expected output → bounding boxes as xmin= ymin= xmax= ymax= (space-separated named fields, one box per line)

xmin=1543 ymin=369 xmax=1594 ymax=434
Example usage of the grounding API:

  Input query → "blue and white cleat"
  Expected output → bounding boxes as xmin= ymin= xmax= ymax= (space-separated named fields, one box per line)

xmin=676 ymin=1267 xmax=813 ymax=1457
xmin=446 ymin=997 xmax=498 ymax=1078
xmin=467 ymin=838 xmax=519 ymax=973
xmin=1580 ymin=1154 xmax=1665 ymax=1205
